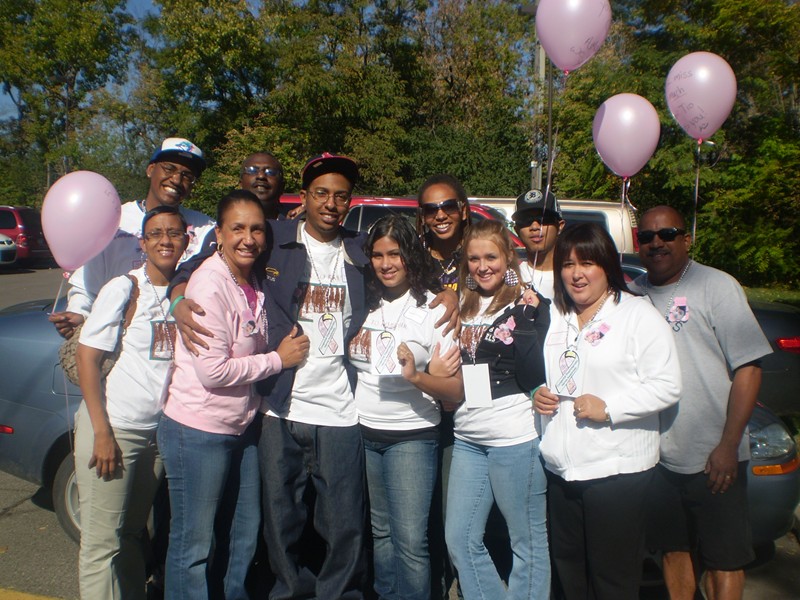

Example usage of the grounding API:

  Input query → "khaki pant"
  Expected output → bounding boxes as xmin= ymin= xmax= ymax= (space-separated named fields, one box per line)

xmin=74 ymin=403 xmax=163 ymax=600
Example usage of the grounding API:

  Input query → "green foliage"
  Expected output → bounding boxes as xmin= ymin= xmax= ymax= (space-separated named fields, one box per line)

xmin=0 ymin=0 xmax=797 ymax=287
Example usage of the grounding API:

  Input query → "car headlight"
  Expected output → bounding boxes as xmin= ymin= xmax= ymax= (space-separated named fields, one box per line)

xmin=749 ymin=423 xmax=795 ymax=460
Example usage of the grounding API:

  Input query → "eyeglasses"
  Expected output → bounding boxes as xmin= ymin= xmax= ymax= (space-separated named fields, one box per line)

xmin=143 ymin=228 xmax=188 ymax=242
xmin=158 ymin=163 xmax=197 ymax=184
xmin=636 ymin=227 xmax=686 ymax=244
xmin=421 ymin=199 xmax=461 ymax=217
xmin=308 ymin=188 xmax=350 ymax=206
xmin=242 ymin=165 xmax=283 ymax=177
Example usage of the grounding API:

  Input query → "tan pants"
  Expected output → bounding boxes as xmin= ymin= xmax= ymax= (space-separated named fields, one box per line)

xmin=74 ymin=403 xmax=163 ymax=600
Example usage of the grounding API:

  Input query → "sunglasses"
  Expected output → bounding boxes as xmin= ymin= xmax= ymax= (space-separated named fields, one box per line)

xmin=421 ymin=199 xmax=461 ymax=217
xmin=242 ymin=165 xmax=283 ymax=177
xmin=515 ymin=215 xmax=560 ymax=228
xmin=636 ymin=227 xmax=686 ymax=244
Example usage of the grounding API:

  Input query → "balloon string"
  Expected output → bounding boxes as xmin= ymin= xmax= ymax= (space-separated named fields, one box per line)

xmin=620 ymin=177 xmax=631 ymax=257
xmin=51 ymin=271 xmax=67 ymax=314
xmin=692 ymin=139 xmax=702 ymax=255
xmin=543 ymin=69 xmax=567 ymax=197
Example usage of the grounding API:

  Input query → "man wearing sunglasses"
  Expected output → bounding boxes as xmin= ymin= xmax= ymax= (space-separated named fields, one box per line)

xmin=632 ymin=205 xmax=771 ymax=600
xmin=50 ymin=137 xmax=215 ymax=339
xmin=512 ymin=189 xmax=565 ymax=301
xmin=239 ymin=152 xmax=286 ymax=219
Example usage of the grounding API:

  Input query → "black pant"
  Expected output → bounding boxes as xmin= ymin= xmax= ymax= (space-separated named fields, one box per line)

xmin=548 ymin=468 xmax=654 ymax=600
xmin=259 ymin=416 xmax=367 ymax=599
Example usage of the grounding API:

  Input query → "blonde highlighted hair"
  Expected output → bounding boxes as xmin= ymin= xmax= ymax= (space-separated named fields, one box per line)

xmin=459 ymin=220 xmax=523 ymax=320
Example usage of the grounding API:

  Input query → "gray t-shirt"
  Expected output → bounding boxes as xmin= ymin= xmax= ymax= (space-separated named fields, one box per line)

xmin=632 ymin=261 xmax=771 ymax=474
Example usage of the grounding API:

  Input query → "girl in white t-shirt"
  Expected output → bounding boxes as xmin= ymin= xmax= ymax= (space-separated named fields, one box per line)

xmin=74 ymin=205 xmax=189 ymax=599
xmin=446 ymin=219 xmax=551 ymax=600
xmin=349 ymin=215 xmax=463 ymax=600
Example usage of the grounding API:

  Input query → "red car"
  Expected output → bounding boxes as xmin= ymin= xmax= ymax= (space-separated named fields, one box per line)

xmin=279 ymin=194 xmax=524 ymax=247
xmin=0 ymin=206 xmax=52 ymax=265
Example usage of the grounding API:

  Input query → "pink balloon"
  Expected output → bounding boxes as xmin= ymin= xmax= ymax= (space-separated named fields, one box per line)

xmin=535 ymin=0 xmax=612 ymax=73
xmin=42 ymin=171 xmax=121 ymax=271
xmin=592 ymin=94 xmax=661 ymax=178
xmin=665 ymin=52 xmax=737 ymax=140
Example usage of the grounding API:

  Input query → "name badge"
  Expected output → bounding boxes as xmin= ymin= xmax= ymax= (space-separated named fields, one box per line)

xmin=462 ymin=363 xmax=493 ymax=408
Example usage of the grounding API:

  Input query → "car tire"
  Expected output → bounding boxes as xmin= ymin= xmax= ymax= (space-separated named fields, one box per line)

xmin=53 ymin=453 xmax=80 ymax=544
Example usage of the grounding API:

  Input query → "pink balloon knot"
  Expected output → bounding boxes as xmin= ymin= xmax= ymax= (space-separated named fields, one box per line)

xmin=62 ymin=271 xmax=71 ymax=279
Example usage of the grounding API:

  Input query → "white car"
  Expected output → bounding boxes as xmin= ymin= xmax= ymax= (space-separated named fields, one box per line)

xmin=0 ymin=233 xmax=16 ymax=265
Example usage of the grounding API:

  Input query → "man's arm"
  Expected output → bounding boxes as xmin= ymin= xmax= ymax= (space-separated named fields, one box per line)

xmin=705 ymin=361 xmax=762 ymax=494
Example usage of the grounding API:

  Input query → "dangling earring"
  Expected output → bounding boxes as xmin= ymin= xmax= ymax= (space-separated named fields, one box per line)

xmin=504 ymin=268 xmax=519 ymax=287
xmin=465 ymin=274 xmax=478 ymax=291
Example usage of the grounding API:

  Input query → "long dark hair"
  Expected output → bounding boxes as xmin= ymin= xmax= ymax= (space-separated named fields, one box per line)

xmin=552 ymin=223 xmax=631 ymax=314
xmin=365 ymin=215 xmax=443 ymax=311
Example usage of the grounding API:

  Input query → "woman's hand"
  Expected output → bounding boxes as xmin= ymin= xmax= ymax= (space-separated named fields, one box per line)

xmin=88 ymin=428 xmax=123 ymax=480
xmin=428 ymin=343 xmax=461 ymax=378
xmin=533 ymin=385 xmax=559 ymax=415
xmin=276 ymin=325 xmax=310 ymax=368
xmin=397 ymin=342 xmax=418 ymax=382
xmin=572 ymin=393 xmax=609 ymax=423
xmin=174 ymin=297 xmax=213 ymax=355
xmin=519 ymin=288 xmax=541 ymax=307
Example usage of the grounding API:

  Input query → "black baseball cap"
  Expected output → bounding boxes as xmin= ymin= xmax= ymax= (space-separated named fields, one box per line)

xmin=512 ymin=189 xmax=562 ymax=222
xmin=301 ymin=152 xmax=359 ymax=190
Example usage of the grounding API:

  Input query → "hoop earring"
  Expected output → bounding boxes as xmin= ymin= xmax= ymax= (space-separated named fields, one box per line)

xmin=217 ymin=243 xmax=223 ymax=255
xmin=504 ymin=268 xmax=519 ymax=287
xmin=465 ymin=274 xmax=478 ymax=291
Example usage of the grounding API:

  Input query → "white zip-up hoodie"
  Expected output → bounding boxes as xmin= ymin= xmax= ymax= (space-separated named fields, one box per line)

xmin=539 ymin=292 xmax=681 ymax=481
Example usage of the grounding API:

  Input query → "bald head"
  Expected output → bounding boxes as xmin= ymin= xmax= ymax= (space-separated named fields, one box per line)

xmin=640 ymin=205 xmax=687 ymax=230
xmin=239 ymin=152 xmax=285 ymax=219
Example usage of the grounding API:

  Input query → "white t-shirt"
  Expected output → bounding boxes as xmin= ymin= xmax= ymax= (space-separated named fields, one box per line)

xmin=350 ymin=290 xmax=453 ymax=431
xmin=79 ymin=267 xmax=175 ymax=430
xmin=454 ymin=296 xmax=538 ymax=447
xmin=264 ymin=233 xmax=356 ymax=426
xmin=519 ymin=261 xmax=556 ymax=302
xmin=67 ymin=201 xmax=215 ymax=316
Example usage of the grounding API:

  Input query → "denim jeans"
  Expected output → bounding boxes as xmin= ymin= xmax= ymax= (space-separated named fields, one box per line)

xmin=445 ymin=437 xmax=550 ymax=600
xmin=364 ymin=438 xmax=438 ymax=600
xmin=158 ymin=415 xmax=261 ymax=600
xmin=259 ymin=415 xmax=367 ymax=600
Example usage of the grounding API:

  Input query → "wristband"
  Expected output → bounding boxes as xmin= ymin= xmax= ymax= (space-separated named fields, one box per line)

xmin=169 ymin=295 xmax=185 ymax=316
xmin=530 ymin=384 xmax=545 ymax=401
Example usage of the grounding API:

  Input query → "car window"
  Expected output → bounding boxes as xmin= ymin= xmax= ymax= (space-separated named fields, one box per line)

xmin=0 ymin=210 xmax=16 ymax=229
xmin=561 ymin=210 xmax=607 ymax=229
xmin=18 ymin=209 xmax=42 ymax=230
xmin=351 ymin=205 xmax=416 ymax=232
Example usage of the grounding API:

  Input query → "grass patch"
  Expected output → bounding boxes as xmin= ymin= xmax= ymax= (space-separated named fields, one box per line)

xmin=745 ymin=287 xmax=800 ymax=308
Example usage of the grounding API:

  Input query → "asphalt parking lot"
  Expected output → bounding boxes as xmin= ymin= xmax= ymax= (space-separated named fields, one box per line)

xmin=0 ymin=265 xmax=798 ymax=599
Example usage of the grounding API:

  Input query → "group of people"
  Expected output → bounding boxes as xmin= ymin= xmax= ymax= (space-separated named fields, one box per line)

xmin=51 ymin=137 xmax=772 ymax=600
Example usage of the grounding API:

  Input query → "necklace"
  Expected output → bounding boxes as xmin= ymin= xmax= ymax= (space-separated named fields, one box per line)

xmin=379 ymin=291 xmax=413 ymax=332
xmin=302 ymin=228 xmax=343 ymax=312
xmin=647 ymin=259 xmax=692 ymax=322
xmin=568 ymin=291 xmax=611 ymax=347
xmin=143 ymin=265 xmax=175 ymax=359
xmin=463 ymin=296 xmax=495 ymax=364
xmin=434 ymin=254 xmax=457 ymax=275
xmin=219 ymin=252 xmax=269 ymax=342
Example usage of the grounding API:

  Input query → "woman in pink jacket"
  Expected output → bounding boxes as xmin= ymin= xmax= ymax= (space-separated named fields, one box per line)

xmin=158 ymin=190 xmax=309 ymax=600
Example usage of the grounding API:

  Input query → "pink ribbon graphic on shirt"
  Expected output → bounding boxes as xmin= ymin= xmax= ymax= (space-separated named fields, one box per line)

xmin=375 ymin=331 xmax=396 ymax=374
xmin=556 ymin=349 xmax=579 ymax=395
xmin=318 ymin=312 xmax=338 ymax=355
